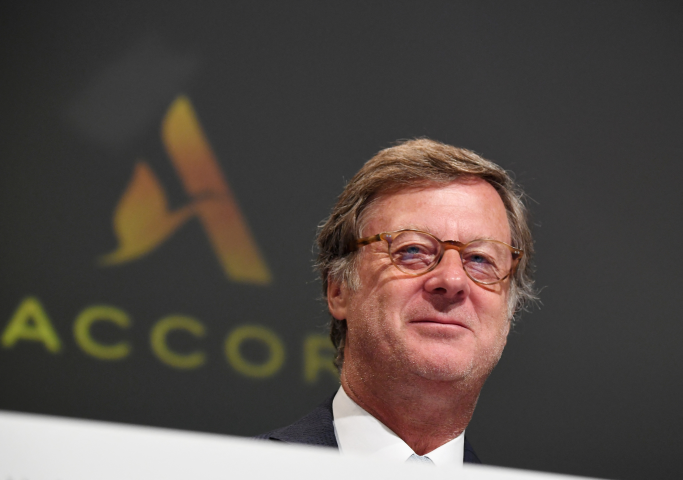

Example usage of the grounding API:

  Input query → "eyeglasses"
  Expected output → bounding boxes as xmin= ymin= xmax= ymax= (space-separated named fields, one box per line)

xmin=355 ymin=229 xmax=523 ymax=285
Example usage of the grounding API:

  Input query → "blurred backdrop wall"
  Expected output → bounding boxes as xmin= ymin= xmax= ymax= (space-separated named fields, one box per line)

xmin=1 ymin=2 xmax=682 ymax=479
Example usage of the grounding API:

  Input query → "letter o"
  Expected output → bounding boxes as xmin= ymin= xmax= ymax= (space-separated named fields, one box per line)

xmin=224 ymin=325 xmax=284 ymax=378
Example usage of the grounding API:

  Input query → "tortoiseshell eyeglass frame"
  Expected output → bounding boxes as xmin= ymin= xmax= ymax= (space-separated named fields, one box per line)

xmin=353 ymin=229 xmax=524 ymax=285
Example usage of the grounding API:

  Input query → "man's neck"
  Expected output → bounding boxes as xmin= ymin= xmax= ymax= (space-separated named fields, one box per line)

xmin=340 ymin=363 xmax=483 ymax=456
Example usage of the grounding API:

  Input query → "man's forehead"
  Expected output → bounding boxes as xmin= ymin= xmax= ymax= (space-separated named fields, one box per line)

xmin=360 ymin=180 xmax=511 ymax=242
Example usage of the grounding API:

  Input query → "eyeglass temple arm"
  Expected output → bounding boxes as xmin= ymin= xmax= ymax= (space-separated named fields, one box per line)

xmin=351 ymin=234 xmax=382 ymax=251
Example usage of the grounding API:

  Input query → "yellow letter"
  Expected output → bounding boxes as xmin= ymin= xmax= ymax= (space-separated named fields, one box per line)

xmin=303 ymin=334 xmax=338 ymax=383
xmin=73 ymin=306 xmax=131 ymax=360
xmin=162 ymin=96 xmax=272 ymax=284
xmin=225 ymin=325 xmax=284 ymax=378
xmin=1 ymin=296 xmax=61 ymax=352
xmin=151 ymin=316 xmax=206 ymax=369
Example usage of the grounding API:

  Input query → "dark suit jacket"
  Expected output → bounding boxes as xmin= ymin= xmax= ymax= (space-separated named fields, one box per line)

xmin=256 ymin=394 xmax=482 ymax=464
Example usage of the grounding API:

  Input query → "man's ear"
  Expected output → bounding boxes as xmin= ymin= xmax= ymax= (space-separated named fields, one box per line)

xmin=501 ymin=317 xmax=512 ymax=345
xmin=327 ymin=277 xmax=349 ymax=321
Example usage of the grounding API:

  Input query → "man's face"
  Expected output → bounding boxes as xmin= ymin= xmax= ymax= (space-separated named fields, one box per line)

xmin=328 ymin=179 xmax=512 ymax=384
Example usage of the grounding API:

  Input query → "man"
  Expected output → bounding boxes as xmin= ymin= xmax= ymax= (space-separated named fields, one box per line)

xmin=258 ymin=139 xmax=536 ymax=466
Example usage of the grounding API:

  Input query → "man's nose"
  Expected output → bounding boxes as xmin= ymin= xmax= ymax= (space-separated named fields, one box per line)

xmin=422 ymin=250 xmax=470 ymax=300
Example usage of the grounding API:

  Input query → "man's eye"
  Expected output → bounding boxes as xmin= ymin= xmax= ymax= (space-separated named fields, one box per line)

xmin=396 ymin=244 xmax=430 ymax=257
xmin=392 ymin=243 xmax=435 ymax=270
xmin=463 ymin=251 xmax=496 ymax=266
xmin=470 ymin=254 xmax=488 ymax=264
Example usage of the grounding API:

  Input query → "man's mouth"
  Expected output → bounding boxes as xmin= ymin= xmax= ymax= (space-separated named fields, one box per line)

xmin=409 ymin=317 xmax=471 ymax=331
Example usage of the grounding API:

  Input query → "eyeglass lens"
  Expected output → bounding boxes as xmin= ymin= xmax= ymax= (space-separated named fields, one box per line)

xmin=388 ymin=231 xmax=513 ymax=283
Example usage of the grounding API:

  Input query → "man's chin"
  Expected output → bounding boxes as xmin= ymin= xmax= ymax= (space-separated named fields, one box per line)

xmin=405 ymin=353 xmax=477 ymax=383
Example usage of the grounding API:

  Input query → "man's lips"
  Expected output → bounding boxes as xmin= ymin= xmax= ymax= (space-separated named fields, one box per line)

xmin=409 ymin=317 xmax=471 ymax=331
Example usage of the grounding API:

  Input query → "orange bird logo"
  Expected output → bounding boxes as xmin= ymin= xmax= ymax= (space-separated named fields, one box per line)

xmin=99 ymin=96 xmax=272 ymax=285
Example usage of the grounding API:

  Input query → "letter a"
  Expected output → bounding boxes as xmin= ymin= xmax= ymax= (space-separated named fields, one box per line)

xmin=1 ymin=297 xmax=62 ymax=352
xmin=162 ymin=96 xmax=272 ymax=284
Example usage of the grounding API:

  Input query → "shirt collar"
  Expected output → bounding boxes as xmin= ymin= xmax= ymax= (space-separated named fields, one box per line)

xmin=331 ymin=386 xmax=464 ymax=468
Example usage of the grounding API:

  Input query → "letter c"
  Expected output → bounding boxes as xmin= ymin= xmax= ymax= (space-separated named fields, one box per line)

xmin=150 ymin=316 xmax=206 ymax=370
xmin=73 ymin=306 xmax=131 ymax=360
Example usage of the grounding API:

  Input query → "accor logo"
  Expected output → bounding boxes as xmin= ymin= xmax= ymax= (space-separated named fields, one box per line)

xmin=98 ymin=96 xmax=271 ymax=285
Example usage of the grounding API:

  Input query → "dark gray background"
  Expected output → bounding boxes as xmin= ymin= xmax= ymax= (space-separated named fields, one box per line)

xmin=1 ymin=2 xmax=682 ymax=479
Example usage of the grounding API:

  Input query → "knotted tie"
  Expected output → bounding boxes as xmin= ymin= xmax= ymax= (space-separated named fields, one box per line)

xmin=406 ymin=453 xmax=434 ymax=465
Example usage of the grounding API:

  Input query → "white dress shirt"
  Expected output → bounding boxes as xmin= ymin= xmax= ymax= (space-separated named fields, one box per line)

xmin=332 ymin=386 xmax=465 ymax=468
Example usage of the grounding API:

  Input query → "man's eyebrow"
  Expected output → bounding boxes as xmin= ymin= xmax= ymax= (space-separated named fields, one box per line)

xmin=397 ymin=226 xmax=502 ymax=243
xmin=399 ymin=224 xmax=434 ymax=233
